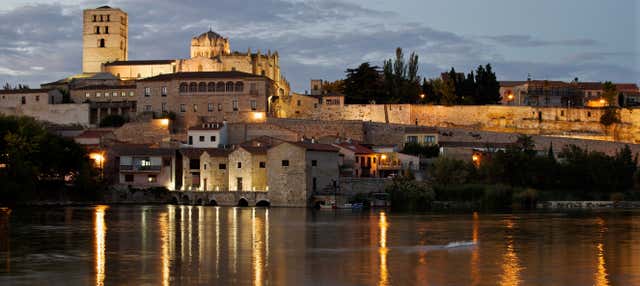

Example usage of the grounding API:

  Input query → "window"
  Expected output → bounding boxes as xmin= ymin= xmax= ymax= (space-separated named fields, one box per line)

xmin=314 ymin=103 xmax=318 ymax=108
xmin=210 ymin=136 xmax=216 ymax=142
xmin=35 ymin=95 xmax=40 ymax=102
xmin=406 ymin=136 xmax=418 ymax=143
xmin=424 ymin=136 xmax=435 ymax=144
xmin=85 ymin=92 xmax=90 ymax=98
xmin=226 ymin=81 xmax=234 ymax=92
xmin=148 ymin=175 xmax=157 ymax=183
xmin=250 ymin=83 xmax=257 ymax=94
xmin=161 ymin=102 xmax=167 ymax=112
xmin=161 ymin=86 xmax=167 ymax=96
xmin=217 ymin=103 xmax=222 ymax=111
xmin=193 ymin=104 xmax=198 ymax=112
xmin=104 ymin=26 xmax=109 ymax=34
xmin=311 ymin=160 xmax=317 ymax=167
xmin=199 ymin=136 xmax=205 ymax=142
xmin=204 ymin=164 xmax=207 ymax=170
xmin=95 ymin=26 xmax=101 ymax=34
xmin=235 ymin=82 xmax=244 ymax=92
xmin=561 ymin=110 xmax=565 ymax=116
xmin=179 ymin=83 xmax=188 ymax=93
xmin=100 ymin=15 xmax=103 ymax=21
xmin=198 ymin=82 xmax=206 ymax=92
xmin=237 ymin=162 xmax=242 ymax=168
xmin=144 ymin=87 xmax=151 ymax=97
xmin=21 ymin=96 xmax=26 ymax=105
xmin=232 ymin=100 xmax=238 ymax=111
xmin=124 ymin=174 xmax=134 ymax=182
xmin=180 ymin=104 xmax=186 ymax=112
xmin=188 ymin=136 xmax=193 ymax=145
xmin=112 ymin=91 xmax=118 ymax=97
xmin=297 ymin=100 xmax=301 ymax=106
xmin=96 ymin=92 xmax=101 ymax=97
xmin=313 ymin=177 xmax=317 ymax=192
xmin=104 ymin=92 xmax=109 ymax=97
xmin=219 ymin=163 xmax=226 ymax=170
xmin=281 ymin=160 xmax=289 ymax=167
xmin=216 ymin=82 xmax=225 ymax=92
xmin=250 ymin=100 xmax=257 ymax=110
xmin=259 ymin=162 xmax=266 ymax=168
xmin=137 ymin=73 xmax=141 ymax=78
xmin=208 ymin=103 xmax=213 ymax=112
xmin=122 ymin=92 xmax=127 ymax=97
xmin=189 ymin=82 xmax=197 ymax=92
xmin=261 ymin=70 xmax=266 ymax=76
xmin=145 ymin=105 xmax=152 ymax=112
xmin=93 ymin=15 xmax=97 ymax=22
xmin=99 ymin=39 xmax=105 ymax=48
xmin=129 ymin=91 xmax=135 ymax=97
xmin=106 ymin=15 xmax=110 ymax=21
xmin=189 ymin=159 xmax=200 ymax=169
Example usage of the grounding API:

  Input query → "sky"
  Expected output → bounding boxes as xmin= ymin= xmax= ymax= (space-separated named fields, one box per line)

xmin=0 ymin=0 xmax=638 ymax=92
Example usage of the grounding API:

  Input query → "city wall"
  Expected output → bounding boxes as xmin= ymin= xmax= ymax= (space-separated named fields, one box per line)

xmin=0 ymin=104 xmax=91 ymax=126
xmin=289 ymin=104 xmax=640 ymax=144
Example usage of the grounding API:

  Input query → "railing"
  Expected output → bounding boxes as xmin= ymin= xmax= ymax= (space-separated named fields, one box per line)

xmin=119 ymin=165 xmax=162 ymax=172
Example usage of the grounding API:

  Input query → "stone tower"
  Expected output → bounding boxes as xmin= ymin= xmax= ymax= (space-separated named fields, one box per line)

xmin=190 ymin=30 xmax=231 ymax=58
xmin=82 ymin=6 xmax=128 ymax=73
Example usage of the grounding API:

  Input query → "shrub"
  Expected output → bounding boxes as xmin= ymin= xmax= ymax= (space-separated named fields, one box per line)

xmin=99 ymin=114 xmax=126 ymax=127
xmin=600 ymin=108 xmax=620 ymax=126
xmin=385 ymin=177 xmax=434 ymax=211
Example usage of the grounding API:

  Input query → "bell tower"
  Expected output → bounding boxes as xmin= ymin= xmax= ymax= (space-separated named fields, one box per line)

xmin=82 ymin=6 xmax=128 ymax=73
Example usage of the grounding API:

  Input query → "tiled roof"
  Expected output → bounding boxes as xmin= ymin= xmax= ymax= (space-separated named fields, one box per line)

xmin=75 ymin=129 xmax=115 ymax=139
xmin=499 ymin=81 xmax=526 ymax=87
xmin=337 ymin=142 xmax=375 ymax=154
xmin=110 ymin=144 xmax=174 ymax=156
xmin=291 ymin=142 xmax=339 ymax=152
xmin=204 ymin=148 xmax=232 ymax=157
xmin=0 ymin=89 xmax=51 ymax=95
xmin=577 ymin=82 xmax=639 ymax=91
xmin=72 ymin=84 xmax=136 ymax=91
xmin=137 ymin=71 xmax=266 ymax=82
xmin=239 ymin=145 xmax=269 ymax=154
xmin=181 ymin=148 xmax=231 ymax=158
xmin=104 ymin=60 xmax=175 ymax=66
xmin=405 ymin=126 xmax=438 ymax=134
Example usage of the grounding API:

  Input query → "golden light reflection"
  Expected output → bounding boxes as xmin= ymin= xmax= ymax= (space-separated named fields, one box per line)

xmin=594 ymin=217 xmax=609 ymax=286
xmin=499 ymin=218 xmax=521 ymax=286
xmin=158 ymin=212 xmax=170 ymax=286
xmin=471 ymin=212 xmax=480 ymax=286
xmin=378 ymin=211 xmax=389 ymax=286
xmin=94 ymin=205 xmax=108 ymax=286
xmin=252 ymin=209 xmax=265 ymax=286
xmin=215 ymin=207 xmax=220 ymax=279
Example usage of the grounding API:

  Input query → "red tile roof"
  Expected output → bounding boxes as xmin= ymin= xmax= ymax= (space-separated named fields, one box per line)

xmin=337 ymin=143 xmax=375 ymax=154
xmin=189 ymin=122 xmax=225 ymax=131
xmin=74 ymin=129 xmax=115 ymax=139
xmin=291 ymin=142 xmax=339 ymax=152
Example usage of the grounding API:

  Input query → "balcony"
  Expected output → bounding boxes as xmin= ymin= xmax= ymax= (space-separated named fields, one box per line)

xmin=119 ymin=164 xmax=162 ymax=172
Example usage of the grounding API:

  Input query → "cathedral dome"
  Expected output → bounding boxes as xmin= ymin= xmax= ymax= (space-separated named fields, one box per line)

xmin=195 ymin=29 xmax=224 ymax=40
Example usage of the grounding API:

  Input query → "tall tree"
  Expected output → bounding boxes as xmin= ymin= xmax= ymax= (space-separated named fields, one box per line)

xmin=602 ymin=81 xmax=617 ymax=106
xmin=343 ymin=62 xmax=384 ymax=104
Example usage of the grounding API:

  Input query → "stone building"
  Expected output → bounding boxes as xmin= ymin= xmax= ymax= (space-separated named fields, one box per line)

xmin=266 ymin=141 xmax=340 ymax=206
xmin=227 ymin=140 xmax=270 ymax=192
xmin=403 ymin=126 xmax=439 ymax=146
xmin=186 ymin=122 xmax=228 ymax=148
xmin=200 ymin=149 xmax=231 ymax=191
xmin=499 ymin=80 xmax=584 ymax=107
xmin=135 ymin=71 xmax=272 ymax=129
xmin=69 ymin=84 xmax=137 ymax=124
xmin=82 ymin=6 xmax=128 ymax=73
xmin=333 ymin=142 xmax=380 ymax=177
xmin=112 ymin=144 xmax=175 ymax=189
xmin=0 ymin=89 xmax=63 ymax=108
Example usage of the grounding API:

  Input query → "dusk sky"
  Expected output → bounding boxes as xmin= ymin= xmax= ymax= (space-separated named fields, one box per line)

xmin=0 ymin=0 xmax=638 ymax=92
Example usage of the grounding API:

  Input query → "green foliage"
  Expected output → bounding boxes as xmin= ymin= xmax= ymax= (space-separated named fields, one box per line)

xmin=600 ymin=108 xmax=620 ymax=126
xmin=421 ymin=63 xmax=501 ymax=105
xmin=99 ymin=114 xmax=126 ymax=127
xmin=0 ymin=115 xmax=98 ymax=204
xmin=602 ymin=81 xmax=617 ymax=106
xmin=343 ymin=62 xmax=385 ymax=103
xmin=430 ymin=156 xmax=474 ymax=185
xmin=385 ymin=176 xmax=434 ymax=211
xmin=382 ymin=47 xmax=421 ymax=103
xmin=401 ymin=142 xmax=439 ymax=158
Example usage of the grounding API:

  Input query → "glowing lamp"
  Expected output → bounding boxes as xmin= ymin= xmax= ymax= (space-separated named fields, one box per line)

xmin=252 ymin=112 xmax=265 ymax=120
xmin=472 ymin=154 xmax=480 ymax=162
xmin=599 ymin=99 xmax=606 ymax=104
xmin=90 ymin=152 xmax=105 ymax=167
xmin=159 ymin=118 xmax=170 ymax=126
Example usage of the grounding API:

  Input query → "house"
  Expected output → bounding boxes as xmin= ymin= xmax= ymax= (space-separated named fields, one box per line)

xmin=267 ymin=141 xmax=340 ymax=206
xmin=333 ymin=141 xmax=379 ymax=177
xmin=200 ymin=148 xmax=232 ymax=191
xmin=404 ymin=126 xmax=438 ymax=146
xmin=577 ymin=82 xmax=640 ymax=107
xmin=227 ymin=138 xmax=275 ymax=191
xmin=371 ymin=145 xmax=420 ymax=177
xmin=0 ymin=89 xmax=63 ymax=108
xmin=499 ymin=80 xmax=583 ymax=107
xmin=112 ymin=144 xmax=176 ymax=189
xmin=73 ymin=129 xmax=116 ymax=148
xmin=186 ymin=122 xmax=228 ymax=148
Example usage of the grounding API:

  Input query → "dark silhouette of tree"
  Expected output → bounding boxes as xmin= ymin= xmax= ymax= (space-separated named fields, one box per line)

xmin=343 ymin=62 xmax=384 ymax=103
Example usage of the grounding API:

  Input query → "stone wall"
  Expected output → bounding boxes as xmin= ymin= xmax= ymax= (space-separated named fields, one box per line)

xmin=113 ymin=119 xmax=170 ymax=144
xmin=267 ymin=118 xmax=365 ymax=141
xmin=0 ymin=103 xmax=91 ymax=126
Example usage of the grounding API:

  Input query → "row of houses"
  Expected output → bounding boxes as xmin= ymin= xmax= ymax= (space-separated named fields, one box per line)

xmin=499 ymin=80 xmax=640 ymax=107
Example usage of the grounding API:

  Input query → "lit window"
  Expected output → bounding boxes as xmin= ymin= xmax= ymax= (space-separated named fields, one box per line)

xmin=147 ymin=175 xmax=157 ymax=183
xmin=144 ymin=87 xmax=151 ymax=97
xmin=121 ymin=91 xmax=126 ymax=97
xmin=85 ymin=93 xmax=90 ymax=98
xmin=96 ymin=92 xmax=101 ymax=97
xmin=250 ymin=100 xmax=257 ymax=111
xmin=232 ymin=100 xmax=238 ymax=111
xmin=161 ymin=86 xmax=167 ymax=96
xmin=129 ymin=91 xmax=134 ymax=97
xmin=180 ymin=104 xmax=186 ymax=112
xmin=112 ymin=92 xmax=118 ymax=97
xmin=208 ymin=103 xmax=213 ymax=112
xmin=193 ymin=104 xmax=198 ymax=112
xmin=104 ymin=92 xmax=109 ymax=97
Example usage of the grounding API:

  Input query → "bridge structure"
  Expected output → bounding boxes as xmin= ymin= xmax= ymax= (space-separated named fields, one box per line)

xmin=169 ymin=191 xmax=271 ymax=207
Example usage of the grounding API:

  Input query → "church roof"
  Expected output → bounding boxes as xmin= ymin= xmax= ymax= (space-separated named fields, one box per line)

xmin=104 ymin=60 xmax=175 ymax=66
xmin=195 ymin=30 xmax=224 ymax=40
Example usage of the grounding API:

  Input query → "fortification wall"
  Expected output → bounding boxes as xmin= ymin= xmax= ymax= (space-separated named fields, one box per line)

xmin=1 ymin=104 xmax=91 ymax=126
xmin=267 ymin=118 xmax=365 ymax=141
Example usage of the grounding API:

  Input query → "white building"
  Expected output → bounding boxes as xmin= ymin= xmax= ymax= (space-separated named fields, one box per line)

xmin=186 ymin=122 xmax=228 ymax=148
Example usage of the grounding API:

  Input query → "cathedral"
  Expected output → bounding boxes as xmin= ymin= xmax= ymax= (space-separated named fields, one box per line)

xmin=81 ymin=6 xmax=290 ymax=97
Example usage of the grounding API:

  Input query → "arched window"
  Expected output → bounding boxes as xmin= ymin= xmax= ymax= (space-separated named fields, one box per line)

xmin=198 ymin=82 xmax=206 ymax=92
xmin=179 ymin=82 xmax=188 ymax=93
xmin=226 ymin=81 xmax=234 ymax=92
xmin=216 ymin=82 xmax=225 ymax=92
xmin=279 ymin=88 xmax=284 ymax=96
xmin=208 ymin=82 xmax=216 ymax=92
xmin=197 ymin=64 xmax=203 ymax=72
xmin=189 ymin=82 xmax=198 ymax=92
xmin=98 ymin=39 xmax=105 ymax=48
xmin=235 ymin=82 xmax=244 ymax=92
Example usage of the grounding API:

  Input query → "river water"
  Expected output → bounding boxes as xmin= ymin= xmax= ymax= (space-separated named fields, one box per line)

xmin=0 ymin=205 xmax=638 ymax=285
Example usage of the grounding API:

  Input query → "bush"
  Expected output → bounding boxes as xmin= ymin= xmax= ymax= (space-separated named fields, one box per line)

xmin=99 ymin=114 xmax=126 ymax=127
xmin=385 ymin=177 xmax=434 ymax=211
xmin=430 ymin=156 xmax=473 ymax=185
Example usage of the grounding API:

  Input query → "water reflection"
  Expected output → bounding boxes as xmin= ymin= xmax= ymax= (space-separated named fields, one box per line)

xmin=158 ymin=211 xmax=169 ymax=286
xmin=94 ymin=205 xmax=108 ymax=286
xmin=471 ymin=212 xmax=480 ymax=286
xmin=0 ymin=208 xmax=11 ymax=273
xmin=378 ymin=211 xmax=389 ymax=286
xmin=594 ymin=217 xmax=609 ymax=286
xmin=499 ymin=218 xmax=521 ymax=286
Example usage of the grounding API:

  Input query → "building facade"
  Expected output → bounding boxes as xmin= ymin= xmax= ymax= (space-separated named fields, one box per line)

xmin=69 ymin=84 xmax=137 ymax=124
xmin=82 ymin=6 xmax=128 ymax=73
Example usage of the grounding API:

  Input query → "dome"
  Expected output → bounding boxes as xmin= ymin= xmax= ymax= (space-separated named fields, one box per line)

xmin=195 ymin=29 xmax=224 ymax=40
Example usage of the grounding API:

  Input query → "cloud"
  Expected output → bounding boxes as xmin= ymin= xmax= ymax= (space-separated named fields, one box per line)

xmin=0 ymin=0 xmax=637 ymax=91
xmin=482 ymin=34 xmax=599 ymax=48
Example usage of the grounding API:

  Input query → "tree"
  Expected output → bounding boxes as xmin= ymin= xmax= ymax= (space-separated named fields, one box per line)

xmin=474 ymin=64 xmax=501 ymax=104
xmin=600 ymin=108 xmax=620 ymax=126
xmin=438 ymin=77 xmax=457 ymax=105
xmin=602 ymin=81 xmax=617 ymax=106
xmin=322 ymin=80 xmax=345 ymax=94
xmin=343 ymin=62 xmax=384 ymax=103
xmin=383 ymin=47 xmax=420 ymax=103
xmin=99 ymin=114 xmax=126 ymax=127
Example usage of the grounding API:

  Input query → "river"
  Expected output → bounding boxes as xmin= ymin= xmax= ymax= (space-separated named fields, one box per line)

xmin=0 ymin=206 xmax=638 ymax=285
